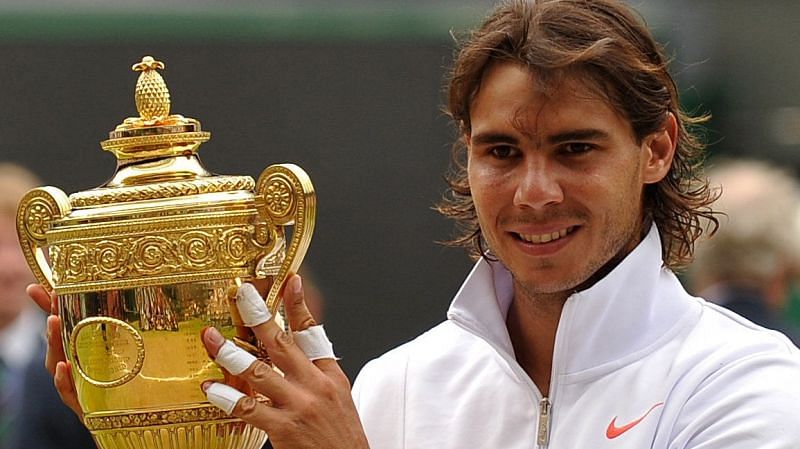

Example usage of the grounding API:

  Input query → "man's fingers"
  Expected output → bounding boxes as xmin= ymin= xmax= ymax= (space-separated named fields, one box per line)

xmin=27 ymin=283 xmax=52 ymax=313
xmin=202 ymin=327 xmax=295 ymax=404
xmin=45 ymin=315 xmax=66 ymax=375
xmin=201 ymin=326 xmax=227 ymax=358
xmin=203 ymin=382 xmax=246 ymax=415
xmin=235 ymin=284 xmax=271 ymax=327
xmin=283 ymin=275 xmax=317 ymax=332
xmin=236 ymin=282 xmax=314 ymax=377
xmin=282 ymin=276 xmax=340 ymax=372
xmin=281 ymin=276 xmax=341 ymax=371
xmin=203 ymin=382 xmax=282 ymax=431
xmin=201 ymin=281 xmax=366 ymax=449
xmin=293 ymin=326 xmax=337 ymax=362
xmin=54 ymin=361 xmax=82 ymax=418
xmin=31 ymin=284 xmax=82 ymax=419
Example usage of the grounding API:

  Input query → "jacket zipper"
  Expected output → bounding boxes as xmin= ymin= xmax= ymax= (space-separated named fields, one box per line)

xmin=535 ymin=295 xmax=575 ymax=448
xmin=449 ymin=292 xmax=575 ymax=449
xmin=537 ymin=397 xmax=551 ymax=447
xmin=452 ymin=317 xmax=550 ymax=446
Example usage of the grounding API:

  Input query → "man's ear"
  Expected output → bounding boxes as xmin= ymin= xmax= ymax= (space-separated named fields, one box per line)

xmin=641 ymin=112 xmax=678 ymax=184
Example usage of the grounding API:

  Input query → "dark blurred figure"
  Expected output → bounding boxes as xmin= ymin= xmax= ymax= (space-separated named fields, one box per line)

xmin=2 ymin=163 xmax=94 ymax=449
xmin=689 ymin=159 xmax=800 ymax=344
xmin=11 ymin=346 xmax=95 ymax=449
xmin=0 ymin=163 xmax=89 ymax=449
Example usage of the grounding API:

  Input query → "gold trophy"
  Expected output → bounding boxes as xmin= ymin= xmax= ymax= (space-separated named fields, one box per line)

xmin=15 ymin=56 xmax=315 ymax=449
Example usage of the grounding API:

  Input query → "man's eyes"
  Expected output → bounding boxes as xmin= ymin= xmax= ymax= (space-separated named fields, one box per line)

xmin=483 ymin=142 xmax=596 ymax=159
xmin=489 ymin=145 xmax=520 ymax=158
xmin=560 ymin=142 xmax=595 ymax=154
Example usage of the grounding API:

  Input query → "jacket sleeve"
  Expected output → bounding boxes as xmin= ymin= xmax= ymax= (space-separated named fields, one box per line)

xmin=668 ymin=350 xmax=800 ymax=449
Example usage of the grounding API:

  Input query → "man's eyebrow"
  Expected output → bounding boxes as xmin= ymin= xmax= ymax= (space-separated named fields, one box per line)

xmin=470 ymin=132 xmax=520 ymax=146
xmin=546 ymin=129 xmax=610 ymax=144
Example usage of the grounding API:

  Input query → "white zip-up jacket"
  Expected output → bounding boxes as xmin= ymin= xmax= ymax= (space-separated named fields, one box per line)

xmin=352 ymin=227 xmax=800 ymax=448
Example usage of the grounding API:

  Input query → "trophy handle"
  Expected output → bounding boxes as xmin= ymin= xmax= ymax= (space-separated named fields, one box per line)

xmin=255 ymin=164 xmax=316 ymax=315
xmin=16 ymin=187 xmax=72 ymax=293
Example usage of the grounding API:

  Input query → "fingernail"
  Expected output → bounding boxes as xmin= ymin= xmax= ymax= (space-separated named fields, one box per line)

xmin=201 ymin=381 xmax=213 ymax=392
xmin=205 ymin=327 xmax=225 ymax=346
xmin=289 ymin=275 xmax=302 ymax=296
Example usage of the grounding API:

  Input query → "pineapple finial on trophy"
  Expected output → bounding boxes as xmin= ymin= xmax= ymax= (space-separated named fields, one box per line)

xmin=132 ymin=56 xmax=170 ymax=122
xmin=102 ymin=55 xmax=209 ymax=161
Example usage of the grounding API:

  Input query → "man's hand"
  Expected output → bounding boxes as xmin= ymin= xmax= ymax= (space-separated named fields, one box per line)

xmin=201 ymin=274 xmax=370 ymax=449
xmin=26 ymin=283 xmax=82 ymax=418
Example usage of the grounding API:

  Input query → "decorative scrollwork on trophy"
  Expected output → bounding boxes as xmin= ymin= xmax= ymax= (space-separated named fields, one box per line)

xmin=16 ymin=187 xmax=72 ymax=291
xmin=255 ymin=164 xmax=316 ymax=314
xmin=49 ymin=226 xmax=271 ymax=290
xmin=264 ymin=176 xmax=295 ymax=219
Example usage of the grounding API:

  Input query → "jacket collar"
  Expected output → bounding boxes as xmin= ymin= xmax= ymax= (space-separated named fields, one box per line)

xmin=446 ymin=225 xmax=696 ymax=375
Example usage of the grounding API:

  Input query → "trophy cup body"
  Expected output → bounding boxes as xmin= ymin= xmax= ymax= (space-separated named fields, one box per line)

xmin=15 ymin=57 xmax=315 ymax=449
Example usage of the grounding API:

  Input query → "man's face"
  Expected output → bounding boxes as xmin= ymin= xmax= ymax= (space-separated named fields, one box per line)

xmin=466 ymin=62 xmax=671 ymax=299
xmin=0 ymin=216 xmax=34 ymax=322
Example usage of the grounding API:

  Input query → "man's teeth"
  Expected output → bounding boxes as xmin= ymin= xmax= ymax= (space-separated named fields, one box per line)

xmin=518 ymin=227 xmax=572 ymax=244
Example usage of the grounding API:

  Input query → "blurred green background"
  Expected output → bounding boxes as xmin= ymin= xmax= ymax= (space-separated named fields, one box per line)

xmin=2 ymin=0 xmax=800 ymax=377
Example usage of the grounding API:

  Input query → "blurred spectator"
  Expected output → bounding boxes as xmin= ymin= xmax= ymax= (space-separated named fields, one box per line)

xmin=689 ymin=159 xmax=800 ymax=344
xmin=11 ymin=344 xmax=95 ymax=449
xmin=0 ymin=163 xmax=60 ymax=448
xmin=0 ymin=163 xmax=94 ymax=449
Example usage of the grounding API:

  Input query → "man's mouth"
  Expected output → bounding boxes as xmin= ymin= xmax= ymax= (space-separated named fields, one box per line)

xmin=514 ymin=226 xmax=576 ymax=244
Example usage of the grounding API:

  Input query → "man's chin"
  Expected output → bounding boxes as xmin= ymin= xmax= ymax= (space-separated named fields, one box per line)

xmin=511 ymin=273 xmax=585 ymax=300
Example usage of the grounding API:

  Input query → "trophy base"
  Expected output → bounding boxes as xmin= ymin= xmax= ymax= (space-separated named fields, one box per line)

xmin=86 ymin=406 xmax=268 ymax=449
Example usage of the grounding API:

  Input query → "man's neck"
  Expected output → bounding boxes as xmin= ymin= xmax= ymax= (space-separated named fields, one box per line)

xmin=506 ymin=286 xmax=567 ymax=397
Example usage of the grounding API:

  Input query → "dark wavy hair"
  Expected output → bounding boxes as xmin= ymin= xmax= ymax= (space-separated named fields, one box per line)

xmin=437 ymin=0 xmax=719 ymax=270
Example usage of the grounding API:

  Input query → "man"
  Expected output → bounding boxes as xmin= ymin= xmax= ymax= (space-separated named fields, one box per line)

xmin=34 ymin=1 xmax=800 ymax=448
xmin=0 ymin=163 xmax=51 ymax=448
xmin=689 ymin=159 xmax=800 ymax=344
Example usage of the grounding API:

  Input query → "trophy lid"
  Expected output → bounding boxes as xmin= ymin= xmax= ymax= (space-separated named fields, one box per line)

xmin=100 ymin=56 xmax=211 ymax=162
xmin=68 ymin=56 xmax=254 ymax=207
xmin=17 ymin=55 xmax=314 ymax=306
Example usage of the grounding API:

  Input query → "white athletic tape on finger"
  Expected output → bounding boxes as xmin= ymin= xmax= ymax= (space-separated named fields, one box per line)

xmin=236 ymin=283 xmax=272 ymax=327
xmin=205 ymin=383 xmax=246 ymax=415
xmin=293 ymin=325 xmax=338 ymax=361
xmin=215 ymin=340 xmax=257 ymax=375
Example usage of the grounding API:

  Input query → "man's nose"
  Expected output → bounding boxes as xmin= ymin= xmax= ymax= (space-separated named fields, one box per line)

xmin=513 ymin=161 xmax=564 ymax=209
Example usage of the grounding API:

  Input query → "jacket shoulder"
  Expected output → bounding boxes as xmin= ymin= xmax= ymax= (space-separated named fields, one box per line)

xmin=352 ymin=320 xmax=462 ymax=395
xmin=662 ymin=299 xmax=800 ymax=448
xmin=351 ymin=321 xmax=462 ymax=449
